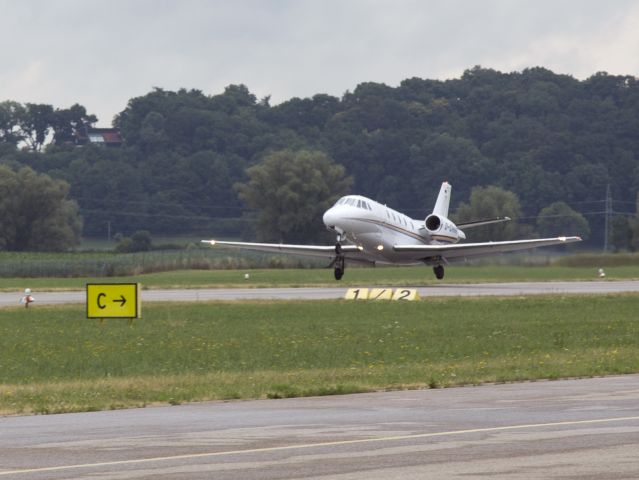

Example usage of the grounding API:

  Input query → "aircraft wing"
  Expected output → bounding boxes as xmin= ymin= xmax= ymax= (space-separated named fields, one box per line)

xmin=201 ymin=239 xmax=363 ymax=260
xmin=393 ymin=236 xmax=581 ymax=260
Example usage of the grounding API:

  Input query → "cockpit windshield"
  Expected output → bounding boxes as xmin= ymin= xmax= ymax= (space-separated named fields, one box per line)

xmin=334 ymin=196 xmax=372 ymax=210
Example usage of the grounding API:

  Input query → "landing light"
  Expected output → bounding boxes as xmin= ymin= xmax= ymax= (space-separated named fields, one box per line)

xmin=376 ymin=244 xmax=384 ymax=251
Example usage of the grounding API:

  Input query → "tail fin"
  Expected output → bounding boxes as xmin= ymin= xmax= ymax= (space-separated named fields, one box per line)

xmin=432 ymin=181 xmax=452 ymax=217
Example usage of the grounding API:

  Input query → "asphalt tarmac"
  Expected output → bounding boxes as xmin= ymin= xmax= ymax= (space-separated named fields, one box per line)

xmin=2 ymin=375 xmax=639 ymax=479
xmin=2 ymin=282 xmax=638 ymax=478
xmin=1 ymin=280 xmax=639 ymax=307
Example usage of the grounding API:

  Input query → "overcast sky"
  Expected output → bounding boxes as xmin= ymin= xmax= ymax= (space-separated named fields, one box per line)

xmin=2 ymin=0 xmax=639 ymax=126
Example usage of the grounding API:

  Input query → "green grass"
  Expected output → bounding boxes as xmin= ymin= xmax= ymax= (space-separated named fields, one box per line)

xmin=0 ymin=264 xmax=638 ymax=291
xmin=1 ymin=295 xmax=638 ymax=414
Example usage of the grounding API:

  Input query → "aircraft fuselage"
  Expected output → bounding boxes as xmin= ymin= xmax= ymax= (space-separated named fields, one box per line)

xmin=322 ymin=195 xmax=464 ymax=266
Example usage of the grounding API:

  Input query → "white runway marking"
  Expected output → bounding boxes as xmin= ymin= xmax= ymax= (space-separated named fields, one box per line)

xmin=3 ymin=415 xmax=639 ymax=477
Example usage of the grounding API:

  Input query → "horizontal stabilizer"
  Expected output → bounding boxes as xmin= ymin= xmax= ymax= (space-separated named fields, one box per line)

xmin=456 ymin=217 xmax=511 ymax=229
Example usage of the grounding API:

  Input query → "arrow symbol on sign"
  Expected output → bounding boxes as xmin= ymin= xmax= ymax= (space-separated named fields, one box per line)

xmin=113 ymin=295 xmax=127 ymax=307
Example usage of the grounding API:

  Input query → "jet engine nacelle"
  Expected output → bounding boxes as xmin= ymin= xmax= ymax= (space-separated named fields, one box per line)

xmin=424 ymin=214 xmax=465 ymax=242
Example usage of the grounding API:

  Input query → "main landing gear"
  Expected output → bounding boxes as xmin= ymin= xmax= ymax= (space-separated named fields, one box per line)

xmin=433 ymin=265 xmax=445 ymax=280
xmin=334 ymin=242 xmax=345 ymax=280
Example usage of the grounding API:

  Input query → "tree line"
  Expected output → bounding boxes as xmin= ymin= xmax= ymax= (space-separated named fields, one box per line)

xmin=1 ymin=67 xmax=639 ymax=251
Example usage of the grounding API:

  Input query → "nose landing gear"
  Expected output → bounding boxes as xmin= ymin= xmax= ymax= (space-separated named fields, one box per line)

xmin=334 ymin=242 xmax=345 ymax=280
xmin=334 ymin=257 xmax=345 ymax=280
xmin=433 ymin=265 xmax=445 ymax=280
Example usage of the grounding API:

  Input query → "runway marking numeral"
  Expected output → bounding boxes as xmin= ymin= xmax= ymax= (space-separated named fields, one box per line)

xmin=344 ymin=288 xmax=370 ymax=300
xmin=392 ymin=289 xmax=420 ymax=301
xmin=395 ymin=289 xmax=411 ymax=300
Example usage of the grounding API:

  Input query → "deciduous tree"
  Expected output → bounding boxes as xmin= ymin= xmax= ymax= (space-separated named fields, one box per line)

xmin=0 ymin=165 xmax=82 ymax=251
xmin=0 ymin=101 xmax=25 ymax=146
xmin=235 ymin=150 xmax=352 ymax=242
xmin=453 ymin=186 xmax=529 ymax=241
xmin=18 ymin=103 xmax=55 ymax=151
xmin=537 ymin=201 xmax=590 ymax=240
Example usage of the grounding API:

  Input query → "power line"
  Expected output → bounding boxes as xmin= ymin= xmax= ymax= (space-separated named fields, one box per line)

xmin=78 ymin=208 xmax=258 ymax=222
xmin=72 ymin=196 xmax=256 ymax=213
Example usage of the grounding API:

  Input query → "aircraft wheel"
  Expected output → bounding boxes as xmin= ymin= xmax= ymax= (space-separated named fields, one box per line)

xmin=433 ymin=265 xmax=445 ymax=280
xmin=334 ymin=266 xmax=344 ymax=280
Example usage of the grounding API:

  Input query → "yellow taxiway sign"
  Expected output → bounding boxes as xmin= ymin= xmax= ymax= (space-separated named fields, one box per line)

xmin=86 ymin=283 xmax=141 ymax=318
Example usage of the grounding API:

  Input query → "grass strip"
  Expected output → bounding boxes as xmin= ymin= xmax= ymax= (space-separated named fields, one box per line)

xmin=1 ymin=264 xmax=639 ymax=291
xmin=1 ymin=295 xmax=638 ymax=415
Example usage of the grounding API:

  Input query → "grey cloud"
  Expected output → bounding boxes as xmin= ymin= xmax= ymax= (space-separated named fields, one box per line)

xmin=1 ymin=0 xmax=637 ymax=125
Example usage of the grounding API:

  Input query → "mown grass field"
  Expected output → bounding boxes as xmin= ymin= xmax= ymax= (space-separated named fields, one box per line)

xmin=1 ymin=264 xmax=639 ymax=292
xmin=1 ymin=295 xmax=638 ymax=415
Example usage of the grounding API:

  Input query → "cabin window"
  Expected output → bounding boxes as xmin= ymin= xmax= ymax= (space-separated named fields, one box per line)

xmin=357 ymin=200 xmax=362 ymax=208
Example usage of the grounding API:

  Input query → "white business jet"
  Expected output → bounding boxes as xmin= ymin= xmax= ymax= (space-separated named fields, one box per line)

xmin=202 ymin=182 xmax=581 ymax=280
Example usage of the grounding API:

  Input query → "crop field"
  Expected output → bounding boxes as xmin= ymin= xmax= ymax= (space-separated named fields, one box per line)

xmin=0 ymin=249 xmax=313 ymax=279
xmin=1 ymin=294 xmax=638 ymax=415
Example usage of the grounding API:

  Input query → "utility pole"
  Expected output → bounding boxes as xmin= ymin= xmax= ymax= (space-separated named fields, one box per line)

xmin=603 ymin=184 xmax=612 ymax=253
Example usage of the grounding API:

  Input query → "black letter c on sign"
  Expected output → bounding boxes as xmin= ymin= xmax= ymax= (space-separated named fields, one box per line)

xmin=97 ymin=293 xmax=106 ymax=309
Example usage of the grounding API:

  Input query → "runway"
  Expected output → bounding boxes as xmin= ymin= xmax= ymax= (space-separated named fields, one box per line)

xmin=1 ymin=280 xmax=639 ymax=307
xmin=2 ymin=375 xmax=639 ymax=479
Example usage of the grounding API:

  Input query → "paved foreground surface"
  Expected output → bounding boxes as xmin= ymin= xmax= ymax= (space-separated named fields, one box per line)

xmin=2 ymin=375 xmax=639 ymax=479
xmin=1 ymin=280 xmax=639 ymax=307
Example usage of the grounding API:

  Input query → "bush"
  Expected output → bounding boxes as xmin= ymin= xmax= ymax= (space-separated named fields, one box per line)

xmin=115 ymin=230 xmax=152 ymax=253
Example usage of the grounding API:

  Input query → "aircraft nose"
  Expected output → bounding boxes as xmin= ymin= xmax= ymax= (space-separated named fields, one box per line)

xmin=323 ymin=207 xmax=337 ymax=227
